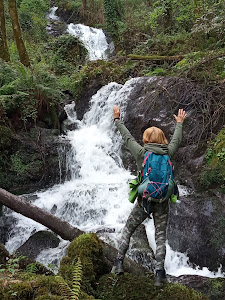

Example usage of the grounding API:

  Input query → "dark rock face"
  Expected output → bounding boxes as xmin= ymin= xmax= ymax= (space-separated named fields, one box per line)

xmin=16 ymin=231 xmax=60 ymax=260
xmin=0 ymin=215 xmax=17 ymax=245
xmin=168 ymin=194 xmax=225 ymax=273
xmin=76 ymin=78 xmax=103 ymax=120
xmin=0 ymin=127 xmax=69 ymax=194
xmin=0 ymin=243 xmax=10 ymax=265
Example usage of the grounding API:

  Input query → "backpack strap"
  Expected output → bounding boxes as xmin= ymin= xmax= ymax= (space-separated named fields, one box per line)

xmin=142 ymin=151 xmax=151 ymax=177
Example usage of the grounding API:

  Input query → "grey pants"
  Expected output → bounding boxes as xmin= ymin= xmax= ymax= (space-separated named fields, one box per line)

xmin=118 ymin=198 xmax=169 ymax=270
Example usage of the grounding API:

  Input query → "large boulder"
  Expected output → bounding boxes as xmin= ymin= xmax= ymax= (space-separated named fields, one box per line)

xmin=168 ymin=193 xmax=225 ymax=273
xmin=16 ymin=231 xmax=60 ymax=260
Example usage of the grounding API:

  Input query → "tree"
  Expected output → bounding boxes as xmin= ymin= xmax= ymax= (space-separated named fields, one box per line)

xmin=8 ymin=0 xmax=30 ymax=67
xmin=0 ymin=0 xmax=10 ymax=61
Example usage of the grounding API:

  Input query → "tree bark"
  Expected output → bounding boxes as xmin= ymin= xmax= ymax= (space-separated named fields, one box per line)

xmin=8 ymin=0 xmax=30 ymax=67
xmin=0 ymin=188 xmax=83 ymax=241
xmin=0 ymin=0 xmax=10 ymax=61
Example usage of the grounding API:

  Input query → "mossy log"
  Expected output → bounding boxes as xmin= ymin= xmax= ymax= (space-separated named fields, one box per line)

xmin=127 ymin=54 xmax=184 ymax=61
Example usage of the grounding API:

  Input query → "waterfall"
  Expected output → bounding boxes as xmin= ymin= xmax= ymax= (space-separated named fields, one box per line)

xmin=4 ymin=78 xmax=224 ymax=278
xmin=67 ymin=23 xmax=115 ymax=61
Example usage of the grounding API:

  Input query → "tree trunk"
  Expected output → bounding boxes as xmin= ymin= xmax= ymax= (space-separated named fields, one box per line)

xmin=0 ymin=188 xmax=83 ymax=241
xmin=127 ymin=54 xmax=184 ymax=61
xmin=8 ymin=0 xmax=30 ymax=67
xmin=0 ymin=188 xmax=148 ymax=275
xmin=0 ymin=0 xmax=10 ymax=61
xmin=82 ymin=0 xmax=87 ymax=10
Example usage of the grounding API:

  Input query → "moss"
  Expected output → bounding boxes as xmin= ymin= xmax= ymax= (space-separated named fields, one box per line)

xmin=70 ymin=60 xmax=137 ymax=99
xmin=155 ymin=283 xmax=209 ymax=300
xmin=206 ymin=278 xmax=225 ymax=300
xmin=96 ymin=273 xmax=208 ymax=300
xmin=200 ymin=128 xmax=225 ymax=191
xmin=33 ymin=275 xmax=62 ymax=296
xmin=0 ymin=281 xmax=33 ymax=299
xmin=59 ymin=233 xmax=108 ymax=296
xmin=35 ymin=296 xmax=63 ymax=300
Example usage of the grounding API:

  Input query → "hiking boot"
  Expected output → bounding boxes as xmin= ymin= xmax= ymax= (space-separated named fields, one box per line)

xmin=111 ymin=258 xmax=124 ymax=275
xmin=154 ymin=269 xmax=167 ymax=287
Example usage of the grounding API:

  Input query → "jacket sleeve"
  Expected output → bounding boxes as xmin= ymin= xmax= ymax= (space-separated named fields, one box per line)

xmin=115 ymin=120 xmax=144 ymax=161
xmin=168 ymin=122 xmax=183 ymax=157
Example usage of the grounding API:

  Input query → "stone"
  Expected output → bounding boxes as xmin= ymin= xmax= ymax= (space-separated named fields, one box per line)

xmin=16 ymin=231 xmax=60 ymax=260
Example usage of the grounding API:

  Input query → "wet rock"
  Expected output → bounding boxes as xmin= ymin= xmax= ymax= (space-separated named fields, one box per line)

xmin=0 ymin=243 xmax=10 ymax=265
xmin=16 ymin=231 xmax=60 ymax=260
xmin=0 ymin=127 xmax=69 ymax=194
xmin=169 ymin=275 xmax=225 ymax=300
xmin=167 ymin=193 xmax=225 ymax=273
xmin=0 ymin=215 xmax=17 ymax=244
xmin=128 ymin=224 xmax=155 ymax=272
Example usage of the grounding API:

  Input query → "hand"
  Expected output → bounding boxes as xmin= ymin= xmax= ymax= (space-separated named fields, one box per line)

xmin=113 ymin=105 xmax=120 ymax=119
xmin=173 ymin=109 xmax=187 ymax=123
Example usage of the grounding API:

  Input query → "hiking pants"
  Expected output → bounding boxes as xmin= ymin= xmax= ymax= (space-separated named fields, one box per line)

xmin=117 ymin=199 xmax=169 ymax=270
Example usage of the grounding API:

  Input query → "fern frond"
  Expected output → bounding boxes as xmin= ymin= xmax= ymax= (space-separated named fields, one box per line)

xmin=55 ymin=275 xmax=73 ymax=300
xmin=71 ymin=257 xmax=83 ymax=300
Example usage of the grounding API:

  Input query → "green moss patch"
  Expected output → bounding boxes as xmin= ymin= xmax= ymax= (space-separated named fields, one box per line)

xmin=200 ymin=127 xmax=225 ymax=191
xmin=59 ymin=233 xmax=108 ymax=296
xmin=96 ymin=273 xmax=208 ymax=300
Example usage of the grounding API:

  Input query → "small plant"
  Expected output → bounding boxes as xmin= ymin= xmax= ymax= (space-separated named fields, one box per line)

xmin=57 ymin=257 xmax=83 ymax=300
xmin=0 ymin=256 xmax=24 ymax=276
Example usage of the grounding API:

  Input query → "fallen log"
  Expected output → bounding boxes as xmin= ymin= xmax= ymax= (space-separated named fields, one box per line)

xmin=127 ymin=54 xmax=184 ymax=61
xmin=0 ymin=188 xmax=83 ymax=241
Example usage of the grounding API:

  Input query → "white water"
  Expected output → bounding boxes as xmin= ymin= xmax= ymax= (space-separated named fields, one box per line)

xmin=67 ymin=23 xmax=114 ymax=60
xmin=47 ymin=7 xmax=60 ymax=21
xmin=5 ymin=78 xmax=224 ymax=278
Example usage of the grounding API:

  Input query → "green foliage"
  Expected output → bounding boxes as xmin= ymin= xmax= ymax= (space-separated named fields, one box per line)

xmin=18 ymin=0 xmax=50 ymax=40
xmin=56 ymin=257 xmax=83 ymax=300
xmin=200 ymin=127 xmax=225 ymax=191
xmin=49 ymin=35 xmax=87 ymax=74
xmin=0 ymin=60 xmax=63 ymax=128
xmin=69 ymin=60 xmax=136 ymax=99
xmin=104 ymin=0 xmax=125 ymax=36
xmin=0 ymin=126 xmax=14 ymax=150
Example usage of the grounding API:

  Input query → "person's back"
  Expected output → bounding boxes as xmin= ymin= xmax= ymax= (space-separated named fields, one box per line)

xmin=112 ymin=106 xmax=187 ymax=286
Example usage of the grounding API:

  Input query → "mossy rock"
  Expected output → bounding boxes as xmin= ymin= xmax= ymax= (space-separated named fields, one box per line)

xmin=59 ymin=233 xmax=108 ymax=295
xmin=0 ymin=126 xmax=14 ymax=150
xmin=35 ymin=296 xmax=63 ymax=300
xmin=96 ymin=273 xmax=208 ymax=300
xmin=200 ymin=127 xmax=225 ymax=192
xmin=0 ymin=243 xmax=10 ymax=266
xmin=206 ymin=278 xmax=225 ymax=300
xmin=0 ymin=281 xmax=33 ymax=300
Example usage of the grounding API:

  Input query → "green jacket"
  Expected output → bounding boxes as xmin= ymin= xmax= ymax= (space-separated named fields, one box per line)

xmin=115 ymin=120 xmax=183 ymax=171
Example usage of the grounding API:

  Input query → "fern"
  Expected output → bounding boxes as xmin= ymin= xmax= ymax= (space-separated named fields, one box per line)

xmin=57 ymin=257 xmax=83 ymax=300
xmin=55 ymin=275 xmax=72 ymax=300
xmin=71 ymin=257 xmax=83 ymax=300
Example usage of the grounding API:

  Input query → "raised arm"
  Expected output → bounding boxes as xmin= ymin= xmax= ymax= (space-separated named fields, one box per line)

xmin=168 ymin=109 xmax=187 ymax=157
xmin=113 ymin=105 xmax=144 ymax=160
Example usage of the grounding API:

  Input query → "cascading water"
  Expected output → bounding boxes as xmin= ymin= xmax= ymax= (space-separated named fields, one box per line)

xmin=46 ymin=6 xmax=114 ymax=60
xmin=67 ymin=23 xmax=115 ymax=60
xmin=5 ymin=78 xmax=224 ymax=278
